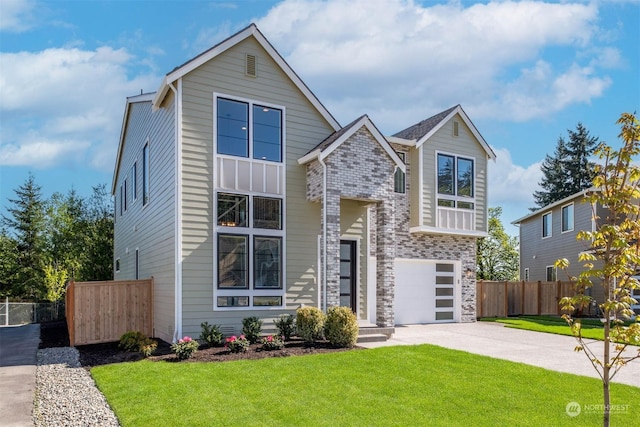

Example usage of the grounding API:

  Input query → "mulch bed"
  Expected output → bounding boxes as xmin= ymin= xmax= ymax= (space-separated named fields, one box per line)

xmin=39 ymin=320 xmax=358 ymax=367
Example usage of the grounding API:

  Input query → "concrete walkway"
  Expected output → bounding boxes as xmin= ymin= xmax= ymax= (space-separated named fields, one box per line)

xmin=0 ymin=324 xmax=40 ymax=427
xmin=360 ymin=322 xmax=640 ymax=388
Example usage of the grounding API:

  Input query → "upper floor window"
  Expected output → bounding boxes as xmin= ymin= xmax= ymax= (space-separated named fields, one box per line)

xmin=394 ymin=152 xmax=406 ymax=194
xmin=542 ymin=212 xmax=552 ymax=238
xmin=561 ymin=203 xmax=574 ymax=232
xmin=437 ymin=153 xmax=474 ymax=209
xmin=131 ymin=162 xmax=137 ymax=202
xmin=546 ymin=265 xmax=556 ymax=282
xmin=216 ymin=97 xmax=282 ymax=162
xmin=143 ymin=143 xmax=150 ymax=205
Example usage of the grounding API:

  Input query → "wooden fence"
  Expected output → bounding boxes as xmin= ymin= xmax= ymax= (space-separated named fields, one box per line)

xmin=66 ymin=278 xmax=153 ymax=346
xmin=476 ymin=280 xmax=576 ymax=318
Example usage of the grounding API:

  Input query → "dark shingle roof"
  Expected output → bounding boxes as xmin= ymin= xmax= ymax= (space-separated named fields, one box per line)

xmin=305 ymin=114 xmax=368 ymax=155
xmin=392 ymin=105 xmax=459 ymax=140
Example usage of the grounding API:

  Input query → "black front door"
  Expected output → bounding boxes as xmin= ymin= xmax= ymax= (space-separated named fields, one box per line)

xmin=339 ymin=240 xmax=357 ymax=312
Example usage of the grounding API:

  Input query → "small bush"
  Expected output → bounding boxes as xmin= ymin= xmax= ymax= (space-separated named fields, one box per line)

xmin=325 ymin=306 xmax=359 ymax=348
xmin=119 ymin=331 xmax=157 ymax=357
xmin=171 ymin=336 xmax=199 ymax=360
xmin=119 ymin=331 xmax=147 ymax=352
xmin=260 ymin=334 xmax=285 ymax=351
xmin=242 ymin=316 xmax=263 ymax=344
xmin=296 ymin=306 xmax=326 ymax=343
xmin=225 ymin=335 xmax=249 ymax=353
xmin=274 ymin=314 xmax=296 ymax=341
xmin=200 ymin=322 xmax=224 ymax=347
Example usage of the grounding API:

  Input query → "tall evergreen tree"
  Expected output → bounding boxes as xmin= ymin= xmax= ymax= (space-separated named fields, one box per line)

xmin=1 ymin=174 xmax=47 ymax=299
xmin=532 ymin=123 xmax=599 ymax=209
xmin=80 ymin=184 xmax=114 ymax=281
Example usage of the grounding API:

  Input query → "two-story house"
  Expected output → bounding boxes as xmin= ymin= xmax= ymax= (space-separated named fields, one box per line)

xmin=512 ymin=190 xmax=607 ymax=304
xmin=112 ymin=24 xmax=495 ymax=343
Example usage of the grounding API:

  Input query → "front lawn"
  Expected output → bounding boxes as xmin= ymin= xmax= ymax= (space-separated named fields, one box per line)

xmin=91 ymin=344 xmax=638 ymax=426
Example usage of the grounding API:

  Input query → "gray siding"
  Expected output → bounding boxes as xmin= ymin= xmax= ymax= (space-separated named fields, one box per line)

xmin=113 ymin=96 xmax=176 ymax=342
xmin=421 ymin=115 xmax=488 ymax=232
xmin=179 ymin=36 xmax=334 ymax=336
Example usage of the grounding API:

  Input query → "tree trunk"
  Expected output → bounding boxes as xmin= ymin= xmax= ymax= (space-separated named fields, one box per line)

xmin=603 ymin=316 xmax=610 ymax=427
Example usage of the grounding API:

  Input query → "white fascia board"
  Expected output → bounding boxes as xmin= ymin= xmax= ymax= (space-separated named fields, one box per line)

xmin=152 ymin=24 xmax=340 ymax=131
xmin=415 ymin=106 xmax=496 ymax=161
xmin=387 ymin=136 xmax=417 ymax=147
xmin=409 ymin=225 xmax=488 ymax=238
xmin=297 ymin=149 xmax=321 ymax=165
xmin=111 ymin=93 xmax=156 ymax=195
xmin=511 ymin=188 xmax=596 ymax=225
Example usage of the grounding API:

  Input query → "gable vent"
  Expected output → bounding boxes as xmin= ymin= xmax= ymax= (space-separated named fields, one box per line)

xmin=245 ymin=54 xmax=257 ymax=77
xmin=453 ymin=121 xmax=459 ymax=137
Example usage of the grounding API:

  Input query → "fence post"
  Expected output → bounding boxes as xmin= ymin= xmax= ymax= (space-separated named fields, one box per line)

xmin=504 ymin=281 xmax=509 ymax=317
xmin=520 ymin=281 xmax=525 ymax=316
xmin=4 ymin=297 xmax=7 ymax=326
xmin=477 ymin=280 xmax=483 ymax=318
xmin=537 ymin=281 xmax=542 ymax=315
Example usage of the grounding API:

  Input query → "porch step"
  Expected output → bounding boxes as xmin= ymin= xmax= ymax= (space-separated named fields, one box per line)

xmin=357 ymin=333 xmax=388 ymax=344
xmin=357 ymin=326 xmax=395 ymax=344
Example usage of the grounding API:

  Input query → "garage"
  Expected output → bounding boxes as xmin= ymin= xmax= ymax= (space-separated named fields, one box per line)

xmin=394 ymin=259 xmax=460 ymax=324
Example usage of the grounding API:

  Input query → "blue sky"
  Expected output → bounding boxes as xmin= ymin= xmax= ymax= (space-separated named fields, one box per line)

xmin=1 ymin=0 xmax=638 ymax=236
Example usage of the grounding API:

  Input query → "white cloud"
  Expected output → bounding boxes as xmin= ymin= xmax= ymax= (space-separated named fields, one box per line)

xmin=0 ymin=0 xmax=36 ymax=32
xmin=0 ymin=46 xmax=158 ymax=171
xmin=254 ymin=0 xmax=616 ymax=130
xmin=488 ymin=147 xmax=542 ymax=205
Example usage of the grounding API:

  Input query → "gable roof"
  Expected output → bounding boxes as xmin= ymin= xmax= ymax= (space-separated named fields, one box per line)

xmin=151 ymin=23 xmax=340 ymax=131
xmin=393 ymin=105 xmax=496 ymax=160
xmin=298 ymin=115 xmax=405 ymax=172
xmin=511 ymin=188 xmax=597 ymax=225
xmin=111 ymin=92 xmax=155 ymax=195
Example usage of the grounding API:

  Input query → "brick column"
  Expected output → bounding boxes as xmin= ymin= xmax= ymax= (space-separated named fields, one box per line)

xmin=323 ymin=189 xmax=341 ymax=309
xmin=376 ymin=199 xmax=395 ymax=327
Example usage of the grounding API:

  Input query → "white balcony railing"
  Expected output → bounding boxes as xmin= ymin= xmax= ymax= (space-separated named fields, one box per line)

xmin=216 ymin=155 xmax=284 ymax=196
xmin=437 ymin=207 xmax=475 ymax=231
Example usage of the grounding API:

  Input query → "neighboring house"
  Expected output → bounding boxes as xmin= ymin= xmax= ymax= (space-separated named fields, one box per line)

xmin=112 ymin=24 xmax=496 ymax=343
xmin=512 ymin=190 xmax=608 ymax=304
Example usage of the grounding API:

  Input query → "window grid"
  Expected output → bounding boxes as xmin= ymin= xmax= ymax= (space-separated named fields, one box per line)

xmin=436 ymin=153 xmax=475 ymax=210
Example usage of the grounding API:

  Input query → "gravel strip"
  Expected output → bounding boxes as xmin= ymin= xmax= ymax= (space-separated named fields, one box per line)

xmin=34 ymin=347 xmax=120 ymax=427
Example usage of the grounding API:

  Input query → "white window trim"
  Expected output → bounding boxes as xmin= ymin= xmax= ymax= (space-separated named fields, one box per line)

xmin=545 ymin=265 xmax=556 ymax=282
xmin=434 ymin=150 xmax=477 ymax=208
xmin=542 ymin=212 xmax=552 ymax=239
xmin=394 ymin=151 xmax=406 ymax=194
xmin=561 ymin=202 xmax=574 ymax=233
xmin=524 ymin=268 xmax=529 ymax=282
xmin=132 ymin=162 xmax=137 ymax=202
xmin=213 ymin=191 xmax=286 ymax=311
xmin=142 ymin=139 xmax=150 ymax=207
xmin=115 ymin=258 xmax=121 ymax=273
xmin=213 ymin=92 xmax=286 ymax=164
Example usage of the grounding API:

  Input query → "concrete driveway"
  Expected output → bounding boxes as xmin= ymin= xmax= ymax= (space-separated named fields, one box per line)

xmin=360 ymin=321 xmax=640 ymax=388
xmin=0 ymin=323 xmax=40 ymax=427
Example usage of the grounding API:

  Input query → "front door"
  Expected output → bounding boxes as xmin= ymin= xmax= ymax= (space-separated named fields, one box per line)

xmin=339 ymin=240 xmax=357 ymax=312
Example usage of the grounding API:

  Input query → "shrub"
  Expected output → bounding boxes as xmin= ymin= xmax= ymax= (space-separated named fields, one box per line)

xmin=242 ymin=316 xmax=263 ymax=344
xmin=296 ymin=306 xmax=326 ymax=343
xmin=324 ymin=306 xmax=359 ymax=348
xmin=119 ymin=331 xmax=147 ymax=352
xmin=225 ymin=335 xmax=249 ymax=353
xmin=274 ymin=314 xmax=296 ymax=341
xmin=200 ymin=322 xmax=224 ymax=347
xmin=171 ymin=336 xmax=199 ymax=360
xmin=119 ymin=331 xmax=157 ymax=357
xmin=260 ymin=334 xmax=285 ymax=351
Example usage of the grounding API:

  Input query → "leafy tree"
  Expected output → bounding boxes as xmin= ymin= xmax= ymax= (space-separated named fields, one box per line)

xmin=476 ymin=207 xmax=519 ymax=281
xmin=556 ymin=112 xmax=640 ymax=427
xmin=43 ymin=263 xmax=68 ymax=314
xmin=533 ymin=123 xmax=599 ymax=209
xmin=0 ymin=231 xmax=19 ymax=297
xmin=80 ymin=184 xmax=113 ymax=281
xmin=1 ymin=174 xmax=47 ymax=299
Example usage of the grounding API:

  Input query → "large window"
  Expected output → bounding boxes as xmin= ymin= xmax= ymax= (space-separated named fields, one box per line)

xmin=542 ymin=212 xmax=552 ymax=238
xmin=394 ymin=152 xmax=406 ymax=194
xmin=216 ymin=97 xmax=282 ymax=162
xmin=215 ymin=192 xmax=284 ymax=308
xmin=561 ymin=203 xmax=574 ymax=232
xmin=546 ymin=266 xmax=556 ymax=282
xmin=437 ymin=153 xmax=474 ymax=209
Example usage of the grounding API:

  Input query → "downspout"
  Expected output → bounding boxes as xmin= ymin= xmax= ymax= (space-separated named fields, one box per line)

xmin=168 ymin=80 xmax=183 ymax=342
xmin=319 ymin=156 xmax=328 ymax=312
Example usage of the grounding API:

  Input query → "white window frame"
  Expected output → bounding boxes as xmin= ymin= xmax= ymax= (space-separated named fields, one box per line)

xmin=123 ymin=177 xmax=128 ymax=212
xmin=115 ymin=258 xmax=121 ymax=273
xmin=561 ymin=203 xmax=574 ymax=233
xmin=524 ymin=268 xmax=529 ymax=282
xmin=213 ymin=191 xmax=286 ymax=311
xmin=435 ymin=151 xmax=476 ymax=209
xmin=394 ymin=151 xmax=406 ymax=194
xmin=542 ymin=212 xmax=552 ymax=239
xmin=546 ymin=265 xmax=556 ymax=282
xmin=131 ymin=162 xmax=137 ymax=202
xmin=142 ymin=140 xmax=150 ymax=206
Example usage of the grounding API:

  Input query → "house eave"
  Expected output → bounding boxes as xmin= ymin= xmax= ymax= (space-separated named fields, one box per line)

xmin=511 ymin=188 xmax=598 ymax=225
xmin=409 ymin=226 xmax=487 ymax=238
xmin=387 ymin=136 xmax=417 ymax=147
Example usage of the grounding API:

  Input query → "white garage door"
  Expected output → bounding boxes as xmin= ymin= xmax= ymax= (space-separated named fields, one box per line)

xmin=394 ymin=260 xmax=459 ymax=324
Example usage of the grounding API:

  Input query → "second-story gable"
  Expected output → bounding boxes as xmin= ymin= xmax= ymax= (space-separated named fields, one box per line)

xmin=392 ymin=105 xmax=495 ymax=237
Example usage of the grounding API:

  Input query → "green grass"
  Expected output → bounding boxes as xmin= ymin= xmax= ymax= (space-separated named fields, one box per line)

xmin=480 ymin=315 xmax=636 ymax=341
xmin=91 ymin=345 xmax=638 ymax=426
